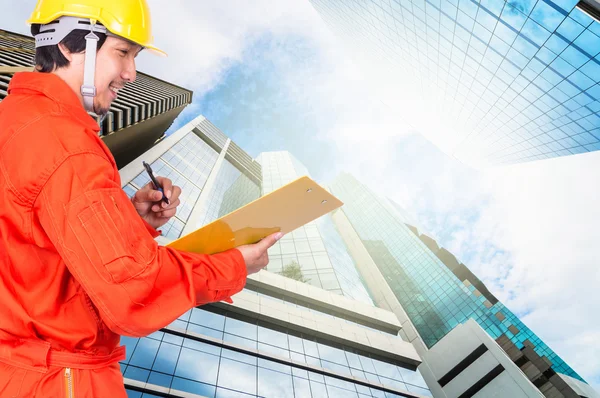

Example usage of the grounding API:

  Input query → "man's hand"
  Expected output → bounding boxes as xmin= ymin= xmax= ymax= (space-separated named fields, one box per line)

xmin=237 ymin=232 xmax=283 ymax=275
xmin=131 ymin=177 xmax=182 ymax=230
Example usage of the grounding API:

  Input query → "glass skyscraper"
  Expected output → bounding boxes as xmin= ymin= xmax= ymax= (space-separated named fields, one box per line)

xmin=310 ymin=0 xmax=600 ymax=166
xmin=329 ymin=172 xmax=584 ymax=383
xmin=257 ymin=152 xmax=373 ymax=305
xmin=120 ymin=304 xmax=431 ymax=398
xmin=117 ymin=116 xmax=432 ymax=398
xmin=122 ymin=117 xmax=262 ymax=240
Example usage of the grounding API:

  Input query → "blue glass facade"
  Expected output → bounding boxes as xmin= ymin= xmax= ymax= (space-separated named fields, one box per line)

xmin=310 ymin=0 xmax=600 ymax=165
xmin=329 ymin=173 xmax=584 ymax=382
xmin=120 ymin=305 xmax=431 ymax=397
xmin=257 ymin=152 xmax=374 ymax=305
xmin=122 ymin=130 xmax=260 ymax=241
xmin=123 ymin=132 xmax=219 ymax=240
xmin=196 ymin=158 xmax=261 ymax=227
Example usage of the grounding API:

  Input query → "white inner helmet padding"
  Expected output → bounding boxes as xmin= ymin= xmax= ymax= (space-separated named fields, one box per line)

xmin=35 ymin=16 xmax=111 ymax=114
xmin=35 ymin=16 xmax=107 ymax=47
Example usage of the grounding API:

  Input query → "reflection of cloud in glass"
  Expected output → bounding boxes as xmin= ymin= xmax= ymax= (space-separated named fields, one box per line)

xmin=309 ymin=0 xmax=600 ymax=167
xmin=171 ymin=377 xmax=216 ymax=397
xmin=329 ymin=172 xmax=586 ymax=382
xmin=258 ymin=367 xmax=295 ymax=397
xmin=216 ymin=387 xmax=255 ymax=398
xmin=175 ymin=348 xmax=220 ymax=385
xmin=217 ymin=358 xmax=257 ymax=394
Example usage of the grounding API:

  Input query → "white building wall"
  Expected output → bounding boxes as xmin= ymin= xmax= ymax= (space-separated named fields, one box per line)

xmin=419 ymin=319 xmax=544 ymax=398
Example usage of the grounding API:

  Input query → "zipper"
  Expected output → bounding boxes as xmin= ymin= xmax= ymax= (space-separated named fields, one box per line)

xmin=64 ymin=367 xmax=74 ymax=398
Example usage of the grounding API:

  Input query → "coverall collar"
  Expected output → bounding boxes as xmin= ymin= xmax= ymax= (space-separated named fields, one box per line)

xmin=8 ymin=72 xmax=101 ymax=133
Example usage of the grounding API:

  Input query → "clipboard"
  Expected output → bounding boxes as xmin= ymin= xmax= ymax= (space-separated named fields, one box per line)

xmin=166 ymin=176 xmax=343 ymax=254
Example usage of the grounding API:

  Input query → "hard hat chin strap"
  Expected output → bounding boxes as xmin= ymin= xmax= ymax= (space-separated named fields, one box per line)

xmin=35 ymin=16 xmax=109 ymax=114
xmin=81 ymin=23 xmax=99 ymax=113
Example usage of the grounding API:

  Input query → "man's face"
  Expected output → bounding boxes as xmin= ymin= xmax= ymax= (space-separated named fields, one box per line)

xmin=92 ymin=36 xmax=141 ymax=116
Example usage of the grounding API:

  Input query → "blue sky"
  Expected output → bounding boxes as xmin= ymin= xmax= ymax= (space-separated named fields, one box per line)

xmin=166 ymin=12 xmax=600 ymax=386
xmin=2 ymin=0 xmax=599 ymax=390
xmin=180 ymin=34 xmax=341 ymax=182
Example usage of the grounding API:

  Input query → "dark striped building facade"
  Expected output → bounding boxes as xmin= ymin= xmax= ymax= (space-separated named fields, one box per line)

xmin=0 ymin=28 xmax=192 ymax=168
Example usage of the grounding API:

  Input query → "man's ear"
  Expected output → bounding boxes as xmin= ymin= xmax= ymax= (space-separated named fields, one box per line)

xmin=58 ymin=42 xmax=73 ymax=62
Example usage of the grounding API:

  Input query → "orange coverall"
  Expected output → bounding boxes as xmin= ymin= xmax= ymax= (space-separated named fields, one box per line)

xmin=0 ymin=72 xmax=247 ymax=397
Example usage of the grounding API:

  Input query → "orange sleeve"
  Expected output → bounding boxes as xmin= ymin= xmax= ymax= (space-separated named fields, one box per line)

xmin=33 ymin=152 xmax=247 ymax=337
xmin=140 ymin=217 xmax=162 ymax=238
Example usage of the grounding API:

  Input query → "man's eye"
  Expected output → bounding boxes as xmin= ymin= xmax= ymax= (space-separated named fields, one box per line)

xmin=118 ymin=50 xmax=128 ymax=56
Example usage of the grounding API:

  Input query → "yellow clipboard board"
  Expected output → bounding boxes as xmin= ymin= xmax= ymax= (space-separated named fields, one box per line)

xmin=166 ymin=176 xmax=343 ymax=254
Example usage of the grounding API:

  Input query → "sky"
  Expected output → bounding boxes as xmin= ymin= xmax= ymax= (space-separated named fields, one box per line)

xmin=2 ymin=0 xmax=599 ymax=389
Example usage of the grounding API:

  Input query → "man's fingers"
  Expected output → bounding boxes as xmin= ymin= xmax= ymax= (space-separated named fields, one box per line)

xmin=169 ymin=185 xmax=182 ymax=203
xmin=133 ymin=187 xmax=163 ymax=204
xmin=135 ymin=181 xmax=181 ymax=205
xmin=158 ymin=208 xmax=177 ymax=219
xmin=160 ymin=186 xmax=181 ymax=208
xmin=257 ymin=232 xmax=283 ymax=252
xmin=153 ymin=199 xmax=180 ymax=213
xmin=156 ymin=177 xmax=173 ymax=200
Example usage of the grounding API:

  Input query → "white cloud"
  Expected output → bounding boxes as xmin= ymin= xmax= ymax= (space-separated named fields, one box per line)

xmin=140 ymin=0 xmax=333 ymax=93
xmin=3 ymin=0 xmax=599 ymax=390
xmin=2 ymin=0 xmax=327 ymax=94
xmin=403 ymin=148 xmax=600 ymax=387
xmin=304 ymin=1 xmax=600 ymax=386
xmin=483 ymin=154 xmax=600 ymax=384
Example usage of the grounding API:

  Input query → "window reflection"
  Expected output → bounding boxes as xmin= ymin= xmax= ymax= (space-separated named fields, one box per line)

xmin=258 ymin=342 xmax=290 ymax=358
xmin=259 ymin=358 xmax=291 ymax=374
xmin=293 ymin=376 xmax=312 ymax=398
xmin=302 ymin=339 xmax=319 ymax=357
xmin=122 ymin=314 xmax=432 ymax=397
xmin=190 ymin=307 xmax=225 ymax=331
xmin=174 ymin=348 xmax=219 ymax=385
xmin=217 ymin=358 xmax=257 ymax=395
xmin=129 ymin=339 xmax=159 ymax=369
xmin=258 ymin=367 xmax=294 ymax=398
xmin=222 ymin=348 xmax=257 ymax=366
xmin=124 ymin=365 xmax=149 ymax=383
xmin=216 ymin=387 xmax=255 ymax=397
xmin=372 ymin=358 xmax=401 ymax=380
xmin=183 ymin=337 xmax=221 ymax=356
xmin=147 ymin=371 xmax=172 ymax=388
xmin=309 ymin=380 xmax=329 ymax=397
xmin=317 ymin=342 xmax=348 ymax=366
xmin=327 ymin=384 xmax=359 ymax=398
xmin=225 ymin=316 xmax=257 ymax=340
xmin=152 ymin=342 xmax=180 ymax=374
xmin=258 ymin=325 xmax=289 ymax=349
xmin=171 ymin=377 xmax=216 ymax=397
xmin=224 ymin=332 xmax=257 ymax=350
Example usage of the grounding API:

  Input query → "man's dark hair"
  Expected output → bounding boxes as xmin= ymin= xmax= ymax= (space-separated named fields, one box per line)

xmin=31 ymin=23 xmax=107 ymax=72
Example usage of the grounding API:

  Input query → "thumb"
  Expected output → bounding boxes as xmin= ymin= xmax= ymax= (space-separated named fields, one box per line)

xmin=256 ymin=232 xmax=283 ymax=251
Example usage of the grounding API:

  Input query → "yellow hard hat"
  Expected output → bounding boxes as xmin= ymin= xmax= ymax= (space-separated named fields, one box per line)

xmin=27 ymin=0 xmax=166 ymax=56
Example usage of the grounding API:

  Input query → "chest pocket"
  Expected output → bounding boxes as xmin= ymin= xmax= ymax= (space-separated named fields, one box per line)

xmin=70 ymin=188 xmax=156 ymax=284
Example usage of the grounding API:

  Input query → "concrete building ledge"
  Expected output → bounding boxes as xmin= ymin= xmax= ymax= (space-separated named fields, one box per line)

xmin=209 ymin=289 xmax=421 ymax=369
xmin=247 ymin=269 xmax=402 ymax=333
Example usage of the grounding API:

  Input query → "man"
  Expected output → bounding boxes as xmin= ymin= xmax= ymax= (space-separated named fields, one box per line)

xmin=0 ymin=1 xmax=281 ymax=396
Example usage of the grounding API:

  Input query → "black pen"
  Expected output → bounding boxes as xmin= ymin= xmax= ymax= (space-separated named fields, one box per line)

xmin=142 ymin=161 xmax=169 ymax=205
